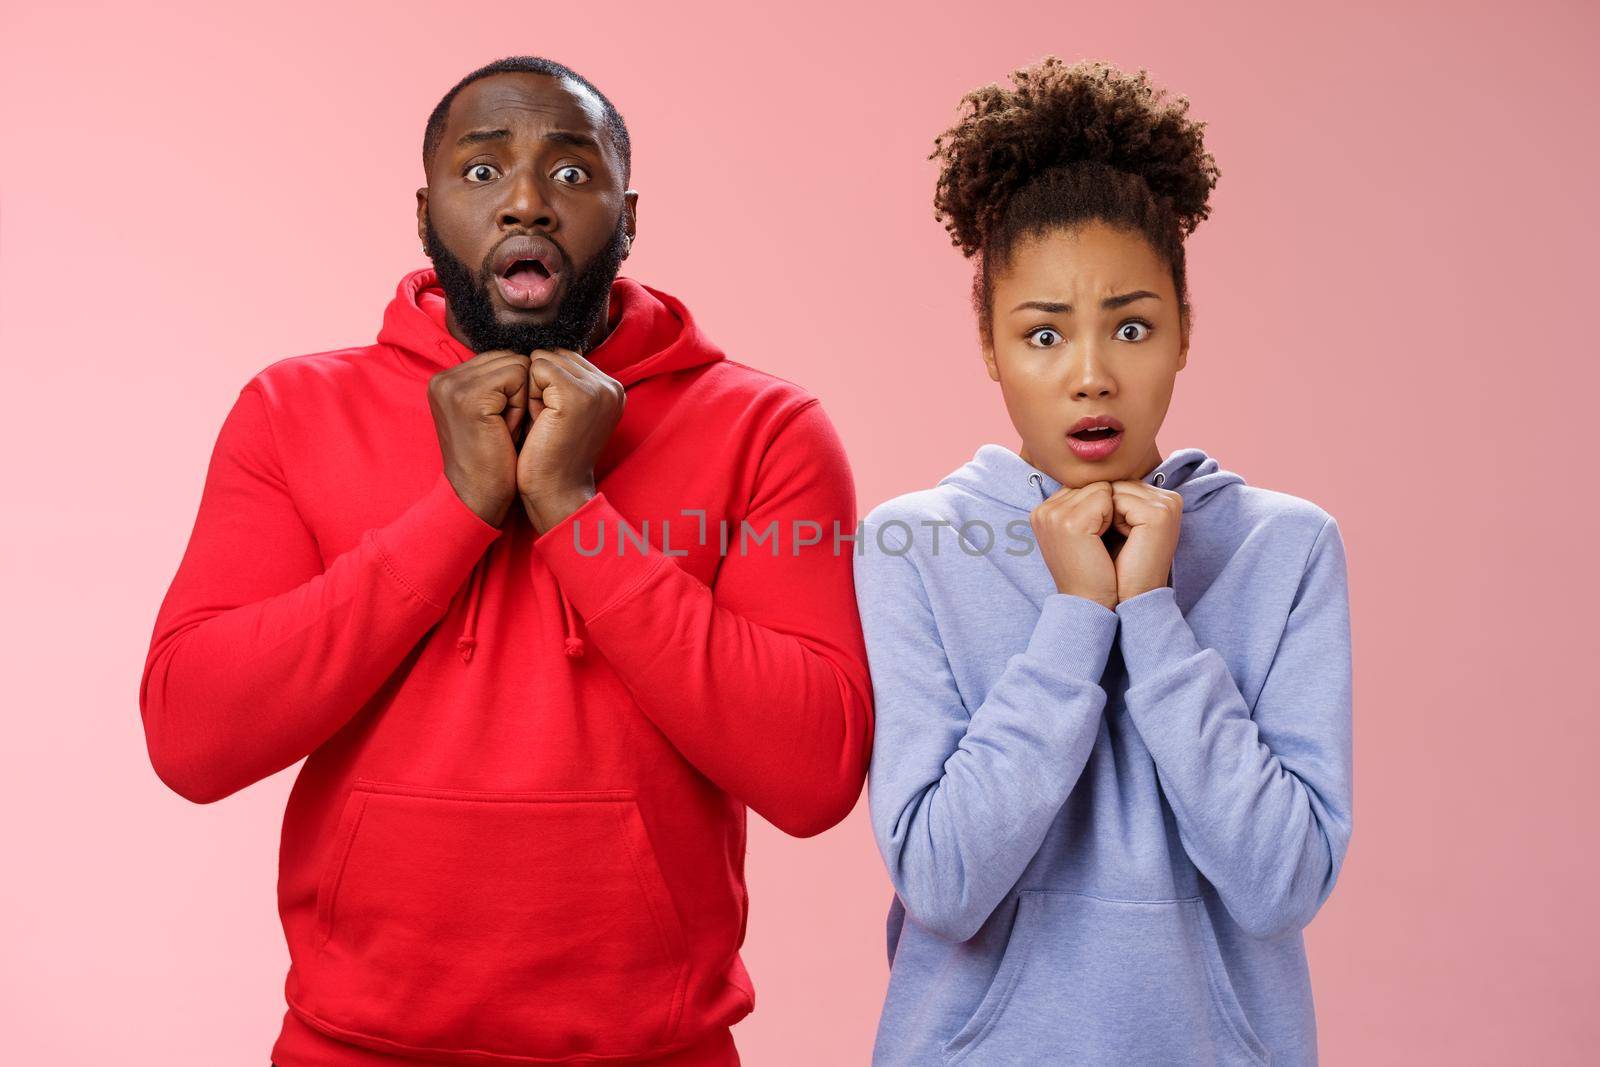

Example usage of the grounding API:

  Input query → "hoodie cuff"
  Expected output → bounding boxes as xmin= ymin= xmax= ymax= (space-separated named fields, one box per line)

xmin=1114 ymin=585 xmax=1203 ymax=683
xmin=370 ymin=470 xmax=503 ymax=609
xmin=1024 ymin=594 xmax=1120 ymax=682
xmin=533 ymin=491 xmax=672 ymax=622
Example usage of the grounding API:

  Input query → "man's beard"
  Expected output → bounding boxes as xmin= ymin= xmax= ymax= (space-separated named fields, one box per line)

xmin=424 ymin=212 xmax=629 ymax=354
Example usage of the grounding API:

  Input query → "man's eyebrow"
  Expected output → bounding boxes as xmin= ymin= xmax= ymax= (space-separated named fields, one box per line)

xmin=1010 ymin=291 xmax=1163 ymax=314
xmin=456 ymin=128 xmax=510 ymax=147
xmin=453 ymin=128 xmax=601 ymax=152
xmin=543 ymin=129 xmax=601 ymax=150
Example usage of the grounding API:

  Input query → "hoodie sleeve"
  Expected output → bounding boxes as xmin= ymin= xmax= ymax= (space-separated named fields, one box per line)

xmin=139 ymin=383 xmax=502 ymax=804
xmin=531 ymin=398 xmax=873 ymax=839
xmin=1114 ymin=515 xmax=1353 ymax=939
xmin=858 ymin=531 xmax=1120 ymax=943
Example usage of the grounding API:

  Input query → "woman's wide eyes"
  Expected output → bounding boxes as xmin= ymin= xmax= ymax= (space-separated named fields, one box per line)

xmin=1027 ymin=322 xmax=1151 ymax=347
xmin=465 ymin=163 xmax=500 ymax=183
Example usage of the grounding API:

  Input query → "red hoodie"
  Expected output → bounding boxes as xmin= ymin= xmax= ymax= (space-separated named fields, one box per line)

xmin=139 ymin=268 xmax=874 ymax=1066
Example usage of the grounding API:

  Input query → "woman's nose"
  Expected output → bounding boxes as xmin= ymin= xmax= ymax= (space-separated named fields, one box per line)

xmin=1062 ymin=339 xmax=1115 ymax=397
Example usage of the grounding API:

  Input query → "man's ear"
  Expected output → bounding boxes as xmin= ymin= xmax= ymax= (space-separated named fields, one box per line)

xmin=416 ymin=187 xmax=429 ymax=251
xmin=622 ymin=189 xmax=639 ymax=259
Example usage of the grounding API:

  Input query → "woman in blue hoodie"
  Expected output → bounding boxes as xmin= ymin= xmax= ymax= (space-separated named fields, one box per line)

xmin=856 ymin=57 xmax=1352 ymax=1066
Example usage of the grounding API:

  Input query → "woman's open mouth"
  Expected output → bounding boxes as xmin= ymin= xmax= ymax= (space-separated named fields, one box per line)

xmin=1065 ymin=417 xmax=1124 ymax=460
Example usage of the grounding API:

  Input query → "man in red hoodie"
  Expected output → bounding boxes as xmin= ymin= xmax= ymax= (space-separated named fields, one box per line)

xmin=140 ymin=56 xmax=874 ymax=1067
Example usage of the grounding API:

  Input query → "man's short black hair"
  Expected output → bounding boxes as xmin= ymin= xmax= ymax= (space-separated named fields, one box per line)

xmin=422 ymin=56 xmax=631 ymax=185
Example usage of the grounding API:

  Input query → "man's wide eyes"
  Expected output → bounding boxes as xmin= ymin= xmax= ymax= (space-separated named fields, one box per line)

xmin=462 ymin=163 xmax=589 ymax=184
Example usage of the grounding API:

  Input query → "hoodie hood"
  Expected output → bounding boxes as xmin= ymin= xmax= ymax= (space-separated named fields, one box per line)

xmin=941 ymin=443 xmax=1245 ymax=514
xmin=377 ymin=268 xmax=726 ymax=663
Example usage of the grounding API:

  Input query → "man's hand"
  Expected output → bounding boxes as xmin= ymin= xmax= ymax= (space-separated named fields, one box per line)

xmin=1031 ymin=481 xmax=1120 ymax=612
xmin=518 ymin=348 xmax=625 ymax=534
xmin=427 ymin=351 xmax=532 ymax=527
xmin=1109 ymin=480 xmax=1183 ymax=601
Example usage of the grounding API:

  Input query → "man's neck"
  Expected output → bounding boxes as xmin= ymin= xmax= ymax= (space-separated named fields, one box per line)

xmin=585 ymin=294 xmax=616 ymax=353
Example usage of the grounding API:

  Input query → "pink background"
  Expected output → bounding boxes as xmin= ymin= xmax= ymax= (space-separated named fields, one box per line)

xmin=4 ymin=1 xmax=1596 ymax=1062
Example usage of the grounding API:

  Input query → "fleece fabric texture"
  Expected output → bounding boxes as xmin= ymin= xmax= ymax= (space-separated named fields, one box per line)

xmin=140 ymin=268 xmax=873 ymax=1067
xmin=856 ymin=443 xmax=1352 ymax=1066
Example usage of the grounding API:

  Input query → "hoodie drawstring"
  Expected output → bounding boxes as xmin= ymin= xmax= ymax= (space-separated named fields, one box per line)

xmin=454 ymin=536 xmax=587 ymax=662
xmin=559 ymin=589 xmax=586 ymax=658
xmin=456 ymin=543 xmax=491 ymax=663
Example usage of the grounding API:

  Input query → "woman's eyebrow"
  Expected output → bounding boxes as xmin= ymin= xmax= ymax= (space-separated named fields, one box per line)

xmin=1010 ymin=291 xmax=1162 ymax=314
xmin=1102 ymin=290 xmax=1161 ymax=309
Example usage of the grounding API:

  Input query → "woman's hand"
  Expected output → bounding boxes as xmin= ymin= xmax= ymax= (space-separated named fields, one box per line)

xmin=1031 ymin=482 xmax=1119 ymax=611
xmin=1109 ymin=481 xmax=1183 ymax=600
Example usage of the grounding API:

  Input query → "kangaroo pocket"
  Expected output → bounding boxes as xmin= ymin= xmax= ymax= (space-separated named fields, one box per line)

xmin=941 ymin=890 xmax=1268 ymax=1066
xmin=296 ymin=779 xmax=691 ymax=1061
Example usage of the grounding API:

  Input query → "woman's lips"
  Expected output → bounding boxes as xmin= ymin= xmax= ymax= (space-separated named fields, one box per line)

xmin=1065 ymin=427 xmax=1124 ymax=460
xmin=494 ymin=262 xmax=560 ymax=310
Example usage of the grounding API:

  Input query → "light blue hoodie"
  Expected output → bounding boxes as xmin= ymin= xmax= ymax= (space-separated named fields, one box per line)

xmin=856 ymin=443 xmax=1351 ymax=1066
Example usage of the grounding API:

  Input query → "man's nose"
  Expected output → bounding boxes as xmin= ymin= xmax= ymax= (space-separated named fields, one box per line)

xmin=498 ymin=168 xmax=554 ymax=230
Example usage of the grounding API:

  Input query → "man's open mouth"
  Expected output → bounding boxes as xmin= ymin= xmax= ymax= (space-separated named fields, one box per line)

xmin=491 ymin=235 xmax=564 ymax=311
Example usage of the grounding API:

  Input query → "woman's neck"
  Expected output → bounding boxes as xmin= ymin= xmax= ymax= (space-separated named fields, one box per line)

xmin=1018 ymin=440 xmax=1164 ymax=486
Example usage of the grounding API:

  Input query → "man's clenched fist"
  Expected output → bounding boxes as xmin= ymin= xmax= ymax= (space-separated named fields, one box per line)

xmin=428 ymin=350 xmax=532 ymax=527
xmin=517 ymin=348 xmax=625 ymax=534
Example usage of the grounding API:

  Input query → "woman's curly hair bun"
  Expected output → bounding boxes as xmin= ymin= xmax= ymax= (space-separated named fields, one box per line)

xmin=932 ymin=56 xmax=1220 ymax=257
